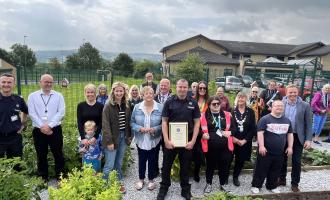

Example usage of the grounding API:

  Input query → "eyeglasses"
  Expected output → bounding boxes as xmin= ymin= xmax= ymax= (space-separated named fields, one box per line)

xmin=252 ymin=91 xmax=258 ymax=93
xmin=211 ymin=102 xmax=220 ymax=106
xmin=199 ymin=87 xmax=207 ymax=90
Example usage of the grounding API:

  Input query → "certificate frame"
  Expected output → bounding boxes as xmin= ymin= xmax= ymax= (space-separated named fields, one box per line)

xmin=169 ymin=122 xmax=188 ymax=147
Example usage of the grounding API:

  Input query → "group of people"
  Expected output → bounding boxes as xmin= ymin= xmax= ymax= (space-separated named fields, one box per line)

xmin=0 ymin=71 xmax=328 ymax=200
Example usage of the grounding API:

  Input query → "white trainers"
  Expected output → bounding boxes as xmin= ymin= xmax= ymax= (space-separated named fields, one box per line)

xmin=251 ymin=187 xmax=260 ymax=194
xmin=271 ymin=188 xmax=280 ymax=193
xmin=135 ymin=180 xmax=144 ymax=190
xmin=147 ymin=181 xmax=156 ymax=190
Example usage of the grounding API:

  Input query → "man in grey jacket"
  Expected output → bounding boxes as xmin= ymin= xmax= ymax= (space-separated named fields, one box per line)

xmin=279 ymin=84 xmax=312 ymax=192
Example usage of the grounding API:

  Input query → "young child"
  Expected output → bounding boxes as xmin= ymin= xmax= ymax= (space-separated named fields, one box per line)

xmin=79 ymin=120 xmax=103 ymax=172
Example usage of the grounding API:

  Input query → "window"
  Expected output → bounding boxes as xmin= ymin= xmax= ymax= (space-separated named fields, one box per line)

xmin=243 ymin=54 xmax=251 ymax=59
xmin=232 ymin=53 xmax=240 ymax=60
xmin=277 ymin=56 xmax=285 ymax=61
xmin=224 ymin=68 xmax=233 ymax=76
xmin=288 ymin=57 xmax=295 ymax=60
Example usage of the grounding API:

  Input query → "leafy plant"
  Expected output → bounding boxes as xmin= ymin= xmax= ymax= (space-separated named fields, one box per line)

xmin=122 ymin=147 xmax=134 ymax=175
xmin=201 ymin=192 xmax=263 ymax=200
xmin=303 ymin=148 xmax=330 ymax=166
xmin=49 ymin=165 xmax=121 ymax=200
xmin=0 ymin=157 xmax=44 ymax=200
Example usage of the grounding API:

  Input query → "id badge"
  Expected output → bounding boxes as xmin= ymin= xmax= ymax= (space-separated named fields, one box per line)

xmin=216 ymin=129 xmax=223 ymax=137
xmin=41 ymin=116 xmax=48 ymax=121
xmin=11 ymin=115 xmax=18 ymax=122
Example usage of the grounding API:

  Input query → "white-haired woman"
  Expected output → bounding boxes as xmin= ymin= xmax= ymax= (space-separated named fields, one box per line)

xmin=131 ymin=86 xmax=163 ymax=191
xmin=311 ymin=84 xmax=330 ymax=145
xmin=232 ymin=92 xmax=256 ymax=187
xmin=77 ymin=84 xmax=104 ymax=149
xmin=96 ymin=84 xmax=108 ymax=105
xmin=102 ymin=82 xmax=132 ymax=193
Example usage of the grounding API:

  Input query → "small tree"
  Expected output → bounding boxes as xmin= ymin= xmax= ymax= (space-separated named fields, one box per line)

xmin=133 ymin=59 xmax=160 ymax=78
xmin=49 ymin=57 xmax=61 ymax=70
xmin=113 ymin=53 xmax=134 ymax=76
xmin=175 ymin=53 xmax=205 ymax=84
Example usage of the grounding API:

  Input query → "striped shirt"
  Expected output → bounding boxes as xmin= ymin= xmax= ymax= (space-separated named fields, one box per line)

xmin=118 ymin=103 xmax=126 ymax=130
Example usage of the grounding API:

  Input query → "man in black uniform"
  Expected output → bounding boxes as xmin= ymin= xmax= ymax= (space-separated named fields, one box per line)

xmin=157 ymin=79 xmax=201 ymax=200
xmin=0 ymin=73 xmax=28 ymax=158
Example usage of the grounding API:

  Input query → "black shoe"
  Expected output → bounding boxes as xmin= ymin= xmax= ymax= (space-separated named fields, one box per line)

xmin=157 ymin=188 xmax=168 ymax=200
xmin=322 ymin=139 xmax=330 ymax=143
xmin=181 ymin=191 xmax=192 ymax=200
xmin=233 ymin=177 xmax=240 ymax=187
xmin=193 ymin=174 xmax=200 ymax=183
xmin=277 ymin=179 xmax=286 ymax=186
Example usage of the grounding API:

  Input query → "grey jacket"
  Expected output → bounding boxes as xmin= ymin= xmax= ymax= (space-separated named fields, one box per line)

xmin=283 ymin=96 xmax=313 ymax=145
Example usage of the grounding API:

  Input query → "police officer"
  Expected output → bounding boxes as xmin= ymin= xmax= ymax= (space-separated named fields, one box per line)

xmin=157 ymin=79 xmax=201 ymax=200
xmin=0 ymin=73 xmax=28 ymax=158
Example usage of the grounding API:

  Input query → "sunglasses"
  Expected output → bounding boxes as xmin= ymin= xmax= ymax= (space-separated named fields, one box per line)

xmin=211 ymin=102 xmax=220 ymax=106
xmin=252 ymin=91 xmax=258 ymax=93
xmin=199 ymin=87 xmax=207 ymax=90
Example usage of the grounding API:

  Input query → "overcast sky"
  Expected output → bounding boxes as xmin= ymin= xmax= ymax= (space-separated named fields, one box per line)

xmin=1 ymin=0 xmax=329 ymax=53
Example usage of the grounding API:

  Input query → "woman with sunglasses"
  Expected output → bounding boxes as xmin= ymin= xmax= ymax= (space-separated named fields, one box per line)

xmin=192 ymin=81 xmax=209 ymax=182
xmin=202 ymin=96 xmax=237 ymax=193
xmin=248 ymin=86 xmax=262 ymax=123
xmin=231 ymin=92 xmax=256 ymax=187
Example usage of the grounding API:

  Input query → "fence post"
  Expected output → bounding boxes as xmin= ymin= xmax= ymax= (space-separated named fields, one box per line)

xmin=310 ymin=57 xmax=318 ymax=97
xmin=16 ymin=65 xmax=22 ymax=96
xmin=300 ymin=69 xmax=307 ymax=98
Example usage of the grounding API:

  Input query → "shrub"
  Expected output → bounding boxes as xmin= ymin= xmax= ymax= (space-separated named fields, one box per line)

xmin=303 ymin=148 xmax=330 ymax=166
xmin=202 ymin=192 xmax=263 ymax=200
xmin=0 ymin=157 xmax=44 ymax=200
xmin=49 ymin=165 xmax=121 ymax=200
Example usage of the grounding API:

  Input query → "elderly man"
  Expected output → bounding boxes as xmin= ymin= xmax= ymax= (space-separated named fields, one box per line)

xmin=188 ymin=82 xmax=198 ymax=98
xmin=251 ymin=100 xmax=293 ymax=194
xmin=28 ymin=74 xmax=66 ymax=181
xmin=0 ymin=73 xmax=28 ymax=158
xmin=279 ymin=84 xmax=312 ymax=192
xmin=141 ymin=72 xmax=158 ymax=93
xmin=157 ymin=79 xmax=200 ymax=200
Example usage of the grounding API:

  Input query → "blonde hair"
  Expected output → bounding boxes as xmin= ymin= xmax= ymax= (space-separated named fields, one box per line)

xmin=129 ymin=85 xmax=140 ymax=99
xmin=84 ymin=120 xmax=96 ymax=131
xmin=286 ymin=83 xmax=299 ymax=90
xmin=108 ymin=82 xmax=129 ymax=106
xmin=84 ymin=84 xmax=96 ymax=100
xmin=141 ymin=86 xmax=154 ymax=96
xmin=234 ymin=91 xmax=248 ymax=107
xmin=322 ymin=84 xmax=330 ymax=93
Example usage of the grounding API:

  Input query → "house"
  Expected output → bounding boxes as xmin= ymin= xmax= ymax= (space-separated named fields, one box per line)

xmin=160 ymin=34 xmax=330 ymax=80
xmin=0 ymin=58 xmax=16 ymax=78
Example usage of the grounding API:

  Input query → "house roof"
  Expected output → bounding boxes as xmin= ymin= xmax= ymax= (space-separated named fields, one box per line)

xmin=300 ymin=45 xmax=330 ymax=56
xmin=166 ymin=47 xmax=239 ymax=65
xmin=213 ymin=40 xmax=295 ymax=55
xmin=286 ymin=42 xmax=324 ymax=55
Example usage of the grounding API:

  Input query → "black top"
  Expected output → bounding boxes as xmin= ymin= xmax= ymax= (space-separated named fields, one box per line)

xmin=0 ymin=93 xmax=28 ymax=135
xmin=205 ymin=110 xmax=237 ymax=149
xmin=259 ymin=89 xmax=282 ymax=117
xmin=118 ymin=103 xmax=126 ymax=130
xmin=128 ymin=98 xmax=142 ymax=113
xmin=142 ymin=82 xmax=158 ymax=93
xmin=162 ymin=95 xmax=200 ymax=139
xmin=257 ymin=114 xmax=292 ymax=155
xmin=77 ymin=101 xmax=104 ymax=139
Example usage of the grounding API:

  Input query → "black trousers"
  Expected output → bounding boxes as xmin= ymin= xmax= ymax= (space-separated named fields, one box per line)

xmin=155 ymin=138 xmax=163 ymax=173
xmin=0 ymin=133 xmax=23 ymax=158
xmin=160 ymin=147 xmax=192 ymax=192
xmin=280 ymin=134 xmax=304 ymax=187
xmin=192 ymin=140 xmax=204 ymax=177
xmin=252 ymin=153 xmax=283 ymax=190
xmin=137 ymin=144 xmax=158 ymax=180
xmin=32 ymin=126 xmax=65 ymax=180
xmin=205 ymin=147 xmax=232 ymax=185
xmin=233 ymin=157 xmax=245 ymax=179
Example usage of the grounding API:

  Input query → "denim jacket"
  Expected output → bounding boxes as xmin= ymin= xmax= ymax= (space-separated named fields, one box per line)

xmin=131 ymin=100 xmax=163 ymax=150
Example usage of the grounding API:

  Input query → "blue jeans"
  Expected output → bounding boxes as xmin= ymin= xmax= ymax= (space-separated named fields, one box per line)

xmin=83 ymin=158 xmax=101 ymax=172
xmin=103 ymin=131 xmax=127 ymax=180
xmin=313 ymin=114 xmax=327 ymax=136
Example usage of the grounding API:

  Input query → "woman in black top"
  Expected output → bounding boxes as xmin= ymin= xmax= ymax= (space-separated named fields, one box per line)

xmin=203 ymin=96 xmax=237 ymax=193
xmin=77 ymin=84 xmax=104 ymax=144
xmin=128 ymin=85 xmax=142 ymax=113
xmin=259 ymin=80 xmax=282 ymax=117
xmin=232 ymin=92 xmax=256 ymax=186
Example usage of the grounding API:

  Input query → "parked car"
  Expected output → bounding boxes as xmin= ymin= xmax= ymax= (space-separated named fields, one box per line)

xmin=215 ymin=76 xmax=244 ymax=92
xmin=236 ymin=75 xmax=253 ymax=87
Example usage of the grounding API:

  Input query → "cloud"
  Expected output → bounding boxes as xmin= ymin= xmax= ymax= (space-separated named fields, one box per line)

xmin=0 ymin=0 xmax=329 ymax=54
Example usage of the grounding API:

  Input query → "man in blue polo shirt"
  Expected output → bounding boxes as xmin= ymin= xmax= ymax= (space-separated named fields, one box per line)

xmin=0 ymin=73 xmax=28 ymax=158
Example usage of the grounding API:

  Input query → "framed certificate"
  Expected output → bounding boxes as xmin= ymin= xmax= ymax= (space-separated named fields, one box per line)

xmin=169 ymin=122 xmax=188 ymax=147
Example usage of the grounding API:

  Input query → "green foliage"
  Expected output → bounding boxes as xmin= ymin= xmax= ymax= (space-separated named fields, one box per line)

xmin=65 ymin=53 xmax=80 ymax=69
xmin=201 ymin=192 xmax=263 ymax=200
xmin=171 ymin=156 xmax=180 ymax=181
xmin=10 ymin=43 xmax=37 ymax=68
xmin=122 ymin=147 xmax=134 ymax=175
xmin=49 ymin=57 xmax=61 ymax=69
xmin=175 ymin=53 xmax=205 ymax=84
xmin=0 ymin=48 xmax=12 ymax=64
xmin=0 ymin=157 xmax=44 ymax=200
xmin=208 ymin=80 xmax=217 ymax=96
xmin=303 ymin=148 xmax=330 ymax=166
xmin=49 ymin=165 xmax=121 ymax=200
xmin=113 ymin=53 xmax=134 ymax=76
xmin=133 ymin=60 xmax=161 ymax=78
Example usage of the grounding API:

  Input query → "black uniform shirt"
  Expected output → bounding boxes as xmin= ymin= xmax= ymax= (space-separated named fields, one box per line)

xmin=0 ymin=93 xmax=28 ymax=135
xmin=162 ymin=95 xmax=200 ymax=139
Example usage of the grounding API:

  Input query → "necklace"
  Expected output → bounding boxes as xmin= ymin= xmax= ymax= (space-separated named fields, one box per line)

xmin=234 ymin=109 xmax=247 ymax=132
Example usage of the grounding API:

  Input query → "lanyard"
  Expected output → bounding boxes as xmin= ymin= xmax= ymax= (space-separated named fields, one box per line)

xmin=211 ymin=113 xmax=221 ymax=129
xmin=40 ymin=94 xmax=52 ymax=113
